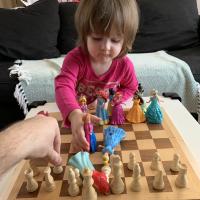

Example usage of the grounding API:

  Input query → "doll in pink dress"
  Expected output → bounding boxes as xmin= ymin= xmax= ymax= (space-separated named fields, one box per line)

xmin=79 ymin=95 xmax=88 ymax=113
xmin=110 ymin=92 xmax=125 ymax=125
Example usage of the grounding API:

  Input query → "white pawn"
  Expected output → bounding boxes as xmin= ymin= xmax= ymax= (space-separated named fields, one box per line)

xmin=153 ymin=170 xmax=165 ymax=190
xmin=74 ymin=168 xmax=82 ymax=186
xmin=68 ymin=168 xmax=80 ymax=196
xmin=29 ymin=159 xmax=40 ymax=177
xmin=110 ymin=159 xmax=124 ymax=194
xmin=101 ymin=165 xmax=111 ymax=182
xmin=131 ymin=163 xmax=141 ymax=192
xmin=44 ymin=166 xmax=56 ymax=192
xmin=175 ymin=164 xmax=188 ymax=188
xmin=150 ymin=152 xmax=161 ymax=170
xmin=128 ymin=152 xmax=136 ymax=170
xmin=170 ymin=153 xmax=181 ymax=172
xmin=53 ymin=165 xmax=63 ymax=174
xmin=82 ymin=168 xmax=97 ymax=200
xmin=24 ymin=168 xmax=38 ymax=192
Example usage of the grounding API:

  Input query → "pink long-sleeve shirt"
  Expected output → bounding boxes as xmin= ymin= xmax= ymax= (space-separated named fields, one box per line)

xmin=55 ymin=47 xmax=138 ymax=124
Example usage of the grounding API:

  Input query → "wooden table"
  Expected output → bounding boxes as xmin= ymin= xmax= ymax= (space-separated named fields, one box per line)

xmin=1 ymin=98 xmax=200 ymax=200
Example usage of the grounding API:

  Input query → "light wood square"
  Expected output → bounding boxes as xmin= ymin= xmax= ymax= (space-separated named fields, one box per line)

xmin=38 ymin=180 xmax=62 ymax=199
xmin=132 ymin=123 xmax=149 ymax=131
xmin=157 ymin=148 xmax=176 ymax=161
xmin=61 ymin=135 xmax=72 ymax=143
xmin=95 ymin=132 xmax=104 ymax=141
xmin=89 ymin=152 xmax=103 ymax=164
xmin=123 ymin=131 xmax=136 ymax=140
xmin=137 ymin=139 xmax=156 ymax=150
xmin=125 ymin=177 xmax=149 ymax=199
xmin=150 ymin=130 xmax=169 ymax=138
xmin=121 ymin=150 xmax=141 ymax=163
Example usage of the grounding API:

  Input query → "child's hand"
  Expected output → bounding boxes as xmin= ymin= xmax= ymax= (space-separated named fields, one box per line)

xmin=69 ymin=109 xmax=101 ymax=152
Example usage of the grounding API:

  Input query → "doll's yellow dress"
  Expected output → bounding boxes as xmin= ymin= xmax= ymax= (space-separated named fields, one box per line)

xmin=126 ymin=98 xmax=146 ymax=123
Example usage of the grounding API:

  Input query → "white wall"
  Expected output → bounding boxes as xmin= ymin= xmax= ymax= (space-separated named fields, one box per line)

xmin=197 ymin=0 xmax=200 ymax=13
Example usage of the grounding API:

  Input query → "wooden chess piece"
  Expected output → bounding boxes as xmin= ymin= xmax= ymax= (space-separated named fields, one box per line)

xmin=110 ymin=157 xmax=124 ymax=194
xmin=24 ymin=168 xmax=38 ymax=193
xmin=68 ymin=168 xmax=80 ymax=196
xmin=150 ymin=152 xmax=161 ymax=170
xmin=74 ymin=168 xmax=82 ymax=186
xmin=44 ymin=166 xmax=55 ymax=192
xmin=53 ymin=165 xmax=63 ymax=174
xmin=29 ymin=159 xmax=40 ymax=177
xmin=153 ymin=170 xmax=165 ymax=190
xmin=82 ymin=168 xmax=97 ymax=200
xmin=131 ymin=163 xmax=141 ymax=192
xmin=175 ymin=164 xmax=188 ymax=188
xmin=128 ymin=152 xmax=136 ymax=170
xmin=170 ymin=153 xmax=181 ymax=172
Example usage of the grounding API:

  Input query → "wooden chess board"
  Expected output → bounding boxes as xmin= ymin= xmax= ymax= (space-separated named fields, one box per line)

xmin=7 ymin=110 xmax=200 ymax=200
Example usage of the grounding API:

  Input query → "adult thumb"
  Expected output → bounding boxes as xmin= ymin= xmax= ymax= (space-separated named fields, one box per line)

xmin=48 ymin=149 xmax=62 ymax=166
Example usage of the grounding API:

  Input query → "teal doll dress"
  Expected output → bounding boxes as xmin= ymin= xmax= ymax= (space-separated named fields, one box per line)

xmin=145 ymin=97 xmax=163 ymax=124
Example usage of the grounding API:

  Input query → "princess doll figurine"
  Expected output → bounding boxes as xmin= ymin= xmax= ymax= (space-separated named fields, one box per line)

xmin=110 ymin=92 xmax=125 ymax=125
xmin=96 ymin=90 xmax=109 ymax=125
xmin=83 ymin=113 xmax=97 ymax=153
xmin=137 ymin=83 xmax=147 ymax=113
xmin=126 ymin=92 xmax=146 ymax=123
xmin=79 ymin=95 xmax=88 ymax=113
xmin=107 ymin=88 xmax=115 ymax=117
xmin=145 ymin=89 xmax=163 ymax=124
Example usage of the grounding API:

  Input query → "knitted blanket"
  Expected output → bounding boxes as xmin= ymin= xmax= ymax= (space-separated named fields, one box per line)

xmin=9 ymin=51 xmax=200 ymax=117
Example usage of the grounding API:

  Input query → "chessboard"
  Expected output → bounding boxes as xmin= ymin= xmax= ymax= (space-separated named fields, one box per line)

xmin=7 ymin=110 xmax=200 ymax=200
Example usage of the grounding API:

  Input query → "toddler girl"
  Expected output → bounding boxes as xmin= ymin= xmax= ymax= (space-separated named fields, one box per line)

xmin=55 ymin=0 xmax=139 ymax=152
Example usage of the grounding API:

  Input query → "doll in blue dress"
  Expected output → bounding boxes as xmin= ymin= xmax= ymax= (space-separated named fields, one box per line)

xmin=145 ymin=89 xmax=163 ymax=124
xmin=96 ymin=90 xmax=109 ymax=125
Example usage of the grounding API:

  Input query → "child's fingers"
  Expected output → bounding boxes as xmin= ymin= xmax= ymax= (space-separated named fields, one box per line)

xmin=89 ymin=114 xmax=101 ymax=124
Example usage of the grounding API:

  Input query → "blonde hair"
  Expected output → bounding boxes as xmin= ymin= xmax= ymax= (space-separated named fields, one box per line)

xmin=75 ymin=0 xmax=139 ymax=57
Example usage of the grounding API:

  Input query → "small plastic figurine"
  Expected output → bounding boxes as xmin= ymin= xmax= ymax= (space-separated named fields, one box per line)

xmin=137 ymin=83 xmax=147 ymax=113
xmin=96 ymin=90 xmax=109 ymax=125
xmin=110 ymin=92 xmax=125 ymax=125
xmin=102 ymin=126 xmax=126 ymax=154
xmin=145 ymin=89 xmax=163 ymax=124
xmin=126 ymin=92 xmax=146 ymax=123
xmin=107 ymin=88 xmax=115 ymax=116
xmin=83 ymin=113 xmax=97 ymax=153
xmin=79 ymin=95 xmax=88 ymax=113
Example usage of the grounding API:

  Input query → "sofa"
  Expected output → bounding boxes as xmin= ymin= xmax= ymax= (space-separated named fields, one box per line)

xmin=0 ymin=0 xmax=200 ymax=129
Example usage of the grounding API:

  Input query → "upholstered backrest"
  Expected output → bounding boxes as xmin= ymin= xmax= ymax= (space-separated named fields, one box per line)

xmin=133 ymin=0 xmax=200 ymax=52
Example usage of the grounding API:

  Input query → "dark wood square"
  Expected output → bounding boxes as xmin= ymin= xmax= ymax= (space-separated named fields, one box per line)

xmin=60 ymin=180 xmax=82 ymax=197
xmin=123 ymin=162 xmax=145 ymax=177
xmin=134 ymin=131 xmax=152 ymax=140
xmin=146 ymin=176 xmax=172 ymax=192
xmin=60 ymin=127 xmax=71 ymax=135
xmin=93 ymin=125 xmax=104 ymax=133
xmin=93 ymin=164 xmax=104 ymax=172
xmin=50 ymin=166 xmax=65 ymax=180
xmin=118 ymin=124 xmax=133 ymax=131
xmin=153 ymin=138 xmax=173 ymax=149
xmin=120 ymin=140 xmax=138 ymax=150
xmin=139 ymin=149 xmax=157 ymax=162
xmin=60 ymin=143 xmax=70 ymax=154
xmin=17 ymin=181 xmax=41 ymax=198
xmin=147 ymin=123 xmax=163 ymax=130
xmin=162 ymin=161 xmax=179 ymax=175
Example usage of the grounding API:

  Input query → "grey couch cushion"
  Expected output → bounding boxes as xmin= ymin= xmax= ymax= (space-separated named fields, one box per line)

xmin=133 ymin=0 xmax=199 ymax=53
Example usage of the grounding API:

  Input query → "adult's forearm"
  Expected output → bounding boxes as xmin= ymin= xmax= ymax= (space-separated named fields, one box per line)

xmin=0 ymin=122 xmax=29 ymax=176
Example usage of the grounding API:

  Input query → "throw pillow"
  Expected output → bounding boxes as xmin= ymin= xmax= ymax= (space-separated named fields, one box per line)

xmin=57 ymin=2 xmax=78 ymax=54
xmin=133 ymin=0 xmax=199 ymax=53
xmin=0 ymin=0 xmax=60 ymax=61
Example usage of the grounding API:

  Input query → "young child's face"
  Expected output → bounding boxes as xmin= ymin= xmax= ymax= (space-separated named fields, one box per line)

xmin=87 ymin=27 xmax=124 ymax=64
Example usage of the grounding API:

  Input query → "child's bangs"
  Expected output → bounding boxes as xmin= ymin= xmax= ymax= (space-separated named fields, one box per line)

xmin=89 ymin=5 xmax=124 ymax=36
